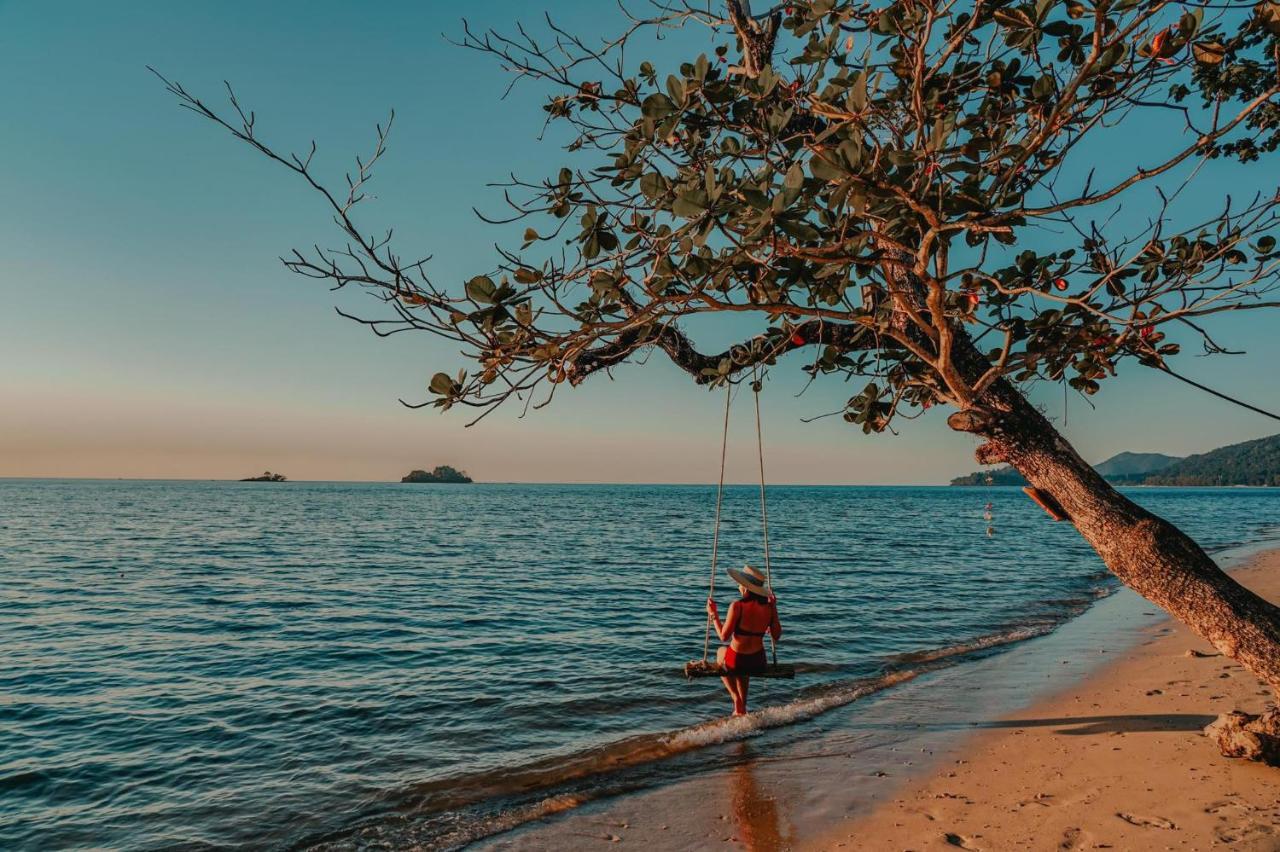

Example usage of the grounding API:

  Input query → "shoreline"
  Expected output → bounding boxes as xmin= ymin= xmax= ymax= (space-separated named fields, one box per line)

xmin=476 ymin=543 xmax=1280 ymax=851
xmin=812 ymin=546 xmax=1280 ymax=851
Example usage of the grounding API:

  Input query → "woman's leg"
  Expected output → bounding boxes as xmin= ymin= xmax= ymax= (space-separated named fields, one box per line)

xmin=729 ymin=677 xmax=746 ymax=715
xmin=716 ymin=647 xmax=736 ymax=710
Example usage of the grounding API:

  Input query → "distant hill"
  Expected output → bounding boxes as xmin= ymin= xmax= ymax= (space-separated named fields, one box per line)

xmin=1115 ymin=434 xmax=1280 ymax=487
xmin=401 ymin=465 xmax=473 ymax=484
xmin=1093 ymin=452 xmax=1180 ymax=478
xmin=951 ymin=434 xmax=1279 ymax=487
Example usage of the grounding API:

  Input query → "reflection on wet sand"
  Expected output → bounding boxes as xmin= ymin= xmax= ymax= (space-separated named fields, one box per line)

xmin=728 ymin=745 xmax=792 ymax=852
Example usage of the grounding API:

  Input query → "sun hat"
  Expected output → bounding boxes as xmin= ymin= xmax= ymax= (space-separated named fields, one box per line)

xmin=726 ymin=564 xmax=771 ymax=597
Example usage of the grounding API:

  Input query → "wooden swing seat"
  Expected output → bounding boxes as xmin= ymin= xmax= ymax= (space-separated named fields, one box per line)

xmin=684 ymin=660 xmax=796 ymax=679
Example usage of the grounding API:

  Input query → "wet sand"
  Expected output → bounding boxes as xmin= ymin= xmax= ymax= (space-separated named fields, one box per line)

xmin=816 ymin=547 xmax=1280 ymax=851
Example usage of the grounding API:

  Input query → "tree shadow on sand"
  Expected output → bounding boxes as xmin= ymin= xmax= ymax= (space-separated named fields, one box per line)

xmin=975 ymin=713 xmax=1216 ymax=735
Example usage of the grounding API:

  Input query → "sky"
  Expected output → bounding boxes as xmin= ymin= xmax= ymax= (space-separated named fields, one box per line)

xmin=1 ymin=0 xmax=1277 ymax=484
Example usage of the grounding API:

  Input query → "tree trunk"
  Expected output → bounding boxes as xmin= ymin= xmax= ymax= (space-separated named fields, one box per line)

xmin=944 ymin=331 xmax=1280 ymax=701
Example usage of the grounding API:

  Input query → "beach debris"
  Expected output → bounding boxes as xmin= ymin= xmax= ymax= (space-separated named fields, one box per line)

xmin=1185 ymin=649 xmax=1220 ymax=658
xmin=943 ymin=832 xmax=981 ymax=849
xmin=1116 ymin=812 xmax=1177 ymax=829
xmin=1204 ymin=708 xmax=1280 ymax=765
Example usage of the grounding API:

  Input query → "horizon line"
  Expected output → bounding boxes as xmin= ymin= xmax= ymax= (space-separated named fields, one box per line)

xmin=0 ymin=475 xmax=960 ymax=487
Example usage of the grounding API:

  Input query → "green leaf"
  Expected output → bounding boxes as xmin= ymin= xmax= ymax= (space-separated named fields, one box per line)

xmin=777 ymin=217 xmax=820 ymax=242
xmin=666 ymin=75 xmax=685 ymax=104
xmin=809 ymin=152 xmax=846 ymax=181
xmin=640 ymin=172 xmax=669 ymax=199
xmin=641 ymin=93 xmax=677 ymax=120
xmin=847 ymin=71 xmax=867 ymax=111
xmin=465 ymin=276 xmax=497 ymax=304
xmin=672 ymin=189 xmax=709 ymax=218
xmin=429 ymin=372 xmax=455 ymax=395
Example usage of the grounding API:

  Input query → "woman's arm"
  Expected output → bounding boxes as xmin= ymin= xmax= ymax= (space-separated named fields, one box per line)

xmin=769 ymin=599 xmax=782 ymax=641
xmin=707 ymin=599 xmax=739 ymax=642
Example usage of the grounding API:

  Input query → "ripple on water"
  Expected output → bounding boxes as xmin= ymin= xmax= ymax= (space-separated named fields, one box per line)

xmin=1 ymin=480 xmax=1275 ymax=850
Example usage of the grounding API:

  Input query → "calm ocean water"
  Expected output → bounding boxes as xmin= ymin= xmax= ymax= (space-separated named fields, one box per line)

xmin=1 ymin=480 xmax=1277 ymax=850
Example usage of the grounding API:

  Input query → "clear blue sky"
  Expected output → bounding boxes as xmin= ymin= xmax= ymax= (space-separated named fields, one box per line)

xmin=1 ymin=0 xmax=1276 ymax=483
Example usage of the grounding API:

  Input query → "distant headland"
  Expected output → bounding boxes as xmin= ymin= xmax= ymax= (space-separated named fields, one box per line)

xmin=952 ymin=433 xmax=1280 ymax=487
xmin=240 ymin=471 xmax=287 ymax=482
xmin=401 ymin=465 xmax=473 ymax=484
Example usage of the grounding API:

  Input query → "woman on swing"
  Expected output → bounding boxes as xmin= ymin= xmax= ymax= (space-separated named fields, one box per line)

xmin=706 ymin=564 xmax=782 ymax=716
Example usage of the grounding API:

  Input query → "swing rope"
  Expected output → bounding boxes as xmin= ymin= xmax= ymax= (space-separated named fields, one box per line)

xmin=751 ymin=365 xmax=777 ymax=666
xmin=700 ymin=369 xmax=777 ymax=666
xmin=701 ymin=384 xmax=733 ymax=664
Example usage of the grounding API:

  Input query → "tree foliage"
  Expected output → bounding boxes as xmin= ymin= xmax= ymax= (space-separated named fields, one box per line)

xmin=156 ymin=0 xmax=1280 ymax=433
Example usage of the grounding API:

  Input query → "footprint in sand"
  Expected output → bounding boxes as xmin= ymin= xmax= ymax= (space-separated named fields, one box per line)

xmin=1205 ymin=798 xmax=1248 ymax=815
xmin=1215 ymin=819 xmax=1279 ymax=844
xmin=1058 ymin=827 xmax=1092 ymax=850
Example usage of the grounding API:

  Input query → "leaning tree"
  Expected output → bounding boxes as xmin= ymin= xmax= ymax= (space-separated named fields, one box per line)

xmin=158 ymin=0 xmax=1280 ymax=757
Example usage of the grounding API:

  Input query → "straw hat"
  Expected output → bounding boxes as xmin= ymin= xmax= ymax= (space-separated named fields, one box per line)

xmin=727 ymin=564 xmax=771 ymax=597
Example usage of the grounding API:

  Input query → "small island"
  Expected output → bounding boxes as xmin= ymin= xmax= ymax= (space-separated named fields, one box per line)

xmin=401 ymin=465 xmax=473 ymax=484
xmin=240 ymin=471 xmax=287 ymax=482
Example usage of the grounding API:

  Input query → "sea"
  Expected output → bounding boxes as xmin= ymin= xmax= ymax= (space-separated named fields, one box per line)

xmin=1 ymin=480 xmax=1277 ymax=850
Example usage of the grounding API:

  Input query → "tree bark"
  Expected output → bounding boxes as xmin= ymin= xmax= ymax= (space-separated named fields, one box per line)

xmin=945 ymin=330 xmax=1280 ymax=699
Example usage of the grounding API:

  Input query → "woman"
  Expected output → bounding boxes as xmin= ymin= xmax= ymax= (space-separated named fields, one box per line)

xmin=706 ymin=564 xmax=782 ymax=716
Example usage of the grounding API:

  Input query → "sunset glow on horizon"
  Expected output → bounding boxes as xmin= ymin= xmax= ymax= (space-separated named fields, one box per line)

xmin=3 ymin=0 xmax=1277 ymax=484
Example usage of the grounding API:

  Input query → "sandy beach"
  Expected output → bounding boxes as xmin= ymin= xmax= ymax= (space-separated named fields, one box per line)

xmin=816 ymin=548 xmax=1280 ymax=851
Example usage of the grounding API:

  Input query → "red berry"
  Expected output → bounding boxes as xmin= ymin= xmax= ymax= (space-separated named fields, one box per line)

xmin=966 ymin=292 xmax=980 ymax=307
xmin=1054 ymin=277 xmax=1068 ymax=291
xmin=790 ymin=332 xmax=806 ymax=346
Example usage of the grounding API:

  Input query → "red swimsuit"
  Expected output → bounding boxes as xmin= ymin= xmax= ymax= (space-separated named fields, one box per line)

xmin=723 ymin=600 xmax=774 ymax=675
